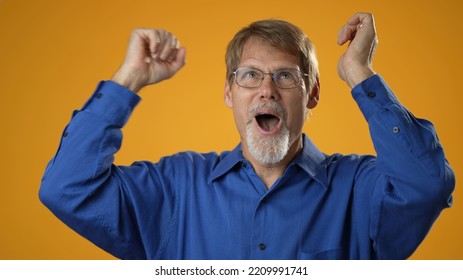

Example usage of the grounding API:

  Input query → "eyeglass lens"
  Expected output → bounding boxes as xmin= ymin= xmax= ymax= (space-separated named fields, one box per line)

xmin=234 ymin=67 xmax=304 ymax=89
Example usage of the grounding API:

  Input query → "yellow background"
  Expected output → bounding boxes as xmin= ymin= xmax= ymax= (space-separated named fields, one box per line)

xmin=0 ymin=0 xmax=461 ymax=259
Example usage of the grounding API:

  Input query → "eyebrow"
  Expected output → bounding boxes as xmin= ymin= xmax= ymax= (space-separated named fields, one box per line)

xmin=238 ymin=65 xmax=301 ymax=72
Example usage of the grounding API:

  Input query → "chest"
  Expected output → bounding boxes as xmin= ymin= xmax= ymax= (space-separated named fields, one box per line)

xmin=167 ymin=165 xmax=357 ymax=259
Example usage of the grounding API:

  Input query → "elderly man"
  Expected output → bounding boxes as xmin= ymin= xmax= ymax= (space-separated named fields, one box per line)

xmin=40 ymin=13 xmax=454 ymax=259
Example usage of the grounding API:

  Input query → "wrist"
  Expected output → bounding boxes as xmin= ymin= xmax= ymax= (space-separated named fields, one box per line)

xmin=111 ymin=68 xmax=144 ymax=93
xmin=344 ymin=67 xmax=375 ymax=89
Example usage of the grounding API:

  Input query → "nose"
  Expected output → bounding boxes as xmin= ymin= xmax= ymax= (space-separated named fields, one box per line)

xmin=259 ymin=74 xmax=279 ymax=100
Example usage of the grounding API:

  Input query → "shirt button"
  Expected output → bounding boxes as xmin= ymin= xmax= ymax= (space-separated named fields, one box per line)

xmin=240 ymin=161 xmax=246 ymax=168
xmin=367 ymin=92 xmax=376 ymax=98
xmin=392 ymin=127 xmax=400 ymax=134
xmin=63 ymin=132 xmax=69 ymax=137
xmin=96 ymin=93 xmax=103 ymax=98
xmin=258 ymin=243 xmax=266 ymax=250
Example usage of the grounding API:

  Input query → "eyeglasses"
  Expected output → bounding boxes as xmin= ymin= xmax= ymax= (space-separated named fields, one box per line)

xmin=233 ymin=67 xmax=309 ymax=89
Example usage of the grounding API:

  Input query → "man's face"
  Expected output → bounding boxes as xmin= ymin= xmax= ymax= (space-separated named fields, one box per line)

xmin=224 ymin=37 xmax=316 ymax=165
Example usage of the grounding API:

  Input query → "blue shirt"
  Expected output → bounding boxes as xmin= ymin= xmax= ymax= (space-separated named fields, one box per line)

xmin=39 ymin=75 xmax=455 ymax=259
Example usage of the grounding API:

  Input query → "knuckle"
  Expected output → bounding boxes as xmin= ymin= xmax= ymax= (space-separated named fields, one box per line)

xmin=132 ymin=28 xmax=143 ymax=36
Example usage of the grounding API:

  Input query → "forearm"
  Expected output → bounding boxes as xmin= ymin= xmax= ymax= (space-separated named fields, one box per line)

xmin=353 ymin=75 xmax=454 ymax=189
xmin=352 ymin=75 xmax=455 ymax=258
xmin=40 ymin=81 xmax=139 ymax=185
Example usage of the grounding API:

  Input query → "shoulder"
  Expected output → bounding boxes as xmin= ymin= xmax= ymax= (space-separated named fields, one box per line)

xmin=132 ymin=150 xmax=228 ymax=174
xmin=325 ymin=153 xmax=376 ymax=178
xmin=326 ymin=153 xmax=375 ymax=166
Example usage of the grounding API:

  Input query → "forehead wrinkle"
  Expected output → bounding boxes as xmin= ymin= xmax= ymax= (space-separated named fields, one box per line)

xmin=239 ymin=40 xmax=301 ymax=72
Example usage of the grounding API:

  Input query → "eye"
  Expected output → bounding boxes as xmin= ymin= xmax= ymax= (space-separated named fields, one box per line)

xmin=276 ymin=71 xmax=296 ymax=80
xmin=241 ymin=69 xmax=259 ymax=79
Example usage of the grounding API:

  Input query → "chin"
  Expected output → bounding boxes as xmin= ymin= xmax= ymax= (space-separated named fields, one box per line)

xmin=246 ymin=125 xmax=290 ymax=165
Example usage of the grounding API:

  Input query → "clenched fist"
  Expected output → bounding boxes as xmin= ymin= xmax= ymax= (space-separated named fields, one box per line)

xmin=337 ymin=13 xmax=378 ymax=88
xmin=112 ymin=29 xmax=187 ymax=93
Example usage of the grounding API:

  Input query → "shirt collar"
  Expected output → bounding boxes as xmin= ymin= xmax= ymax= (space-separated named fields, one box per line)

xmin=292 ymin=134 xmax=329 ymax=189
xmin=208 ymin=144 xmax=245 ymax=183
xmin=209 ymin=134 xmax=329 ymax=188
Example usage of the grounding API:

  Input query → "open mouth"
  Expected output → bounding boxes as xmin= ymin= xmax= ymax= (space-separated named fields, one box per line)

xmin=255 ymin=113 xmax=281 ymax=133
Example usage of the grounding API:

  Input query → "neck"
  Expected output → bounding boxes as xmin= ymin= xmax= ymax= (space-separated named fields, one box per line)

xmin=243 ymin=135 xmax=303 ymax=189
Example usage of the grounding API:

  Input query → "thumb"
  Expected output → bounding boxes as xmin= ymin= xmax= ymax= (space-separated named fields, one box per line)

xmin=171 ymin=47 xmax=187 ymax=72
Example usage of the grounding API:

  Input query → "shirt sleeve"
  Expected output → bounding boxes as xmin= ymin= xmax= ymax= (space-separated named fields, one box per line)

xmin=351 ymin=75 xmax=455 ymax=259
xmin=39 ymin=81 xmax=162 ymax=259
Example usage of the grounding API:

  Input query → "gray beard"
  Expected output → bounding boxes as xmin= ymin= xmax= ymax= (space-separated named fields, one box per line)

xmin=245 ymin=102 xmax=290 ymax=165
xmin=246 ymin=124 xmax=290 ymax=165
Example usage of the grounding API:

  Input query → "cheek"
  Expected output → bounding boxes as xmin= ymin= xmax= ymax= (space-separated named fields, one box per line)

xmin=285 ymin=97 xmax=309 ymax=128
xmin=233 ymin=107 xmax=246 ymax=125
xmin=231 ymin=101 xmax=251 ymax=133
xmin=232 ymin=92 xmax=254 ymax=120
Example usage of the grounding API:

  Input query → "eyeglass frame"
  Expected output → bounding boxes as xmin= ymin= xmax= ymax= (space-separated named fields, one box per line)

xmin=232 ymin=67 xmax=309 ymax=89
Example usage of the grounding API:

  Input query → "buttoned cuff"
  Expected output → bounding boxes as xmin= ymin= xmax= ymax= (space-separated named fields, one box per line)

xmin=351 ymin=74 xmax=400 ymax=121
xmin=80 ymin=80 xmax=141 ymax=127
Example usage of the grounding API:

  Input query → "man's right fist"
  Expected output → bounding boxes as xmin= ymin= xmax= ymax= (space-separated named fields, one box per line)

xmin=112 ymin=28 xmax=187 ymax=93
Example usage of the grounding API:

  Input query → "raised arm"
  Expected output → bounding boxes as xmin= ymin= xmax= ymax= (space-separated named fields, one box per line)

xmin=337 ymin=13 xmax=455 ymax=258
xmin=39 ymin=29 xmax=186 ymax=259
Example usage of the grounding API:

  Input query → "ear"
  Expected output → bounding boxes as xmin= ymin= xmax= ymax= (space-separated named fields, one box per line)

xmin=307 ymin=77 xmax=320 ymax=109
xmin=224 ymin=80 xmax=233 ymax=108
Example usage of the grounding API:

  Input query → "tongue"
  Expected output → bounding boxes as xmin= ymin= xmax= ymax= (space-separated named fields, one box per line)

xmin=256 ymin=114 xmax=279 ymax=131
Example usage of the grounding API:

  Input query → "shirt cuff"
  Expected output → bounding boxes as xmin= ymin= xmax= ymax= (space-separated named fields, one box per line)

xmin=351 ymin=74 xmax=400 ymax=121
xmin=81 ymin=80 xmax=141 ymax=127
